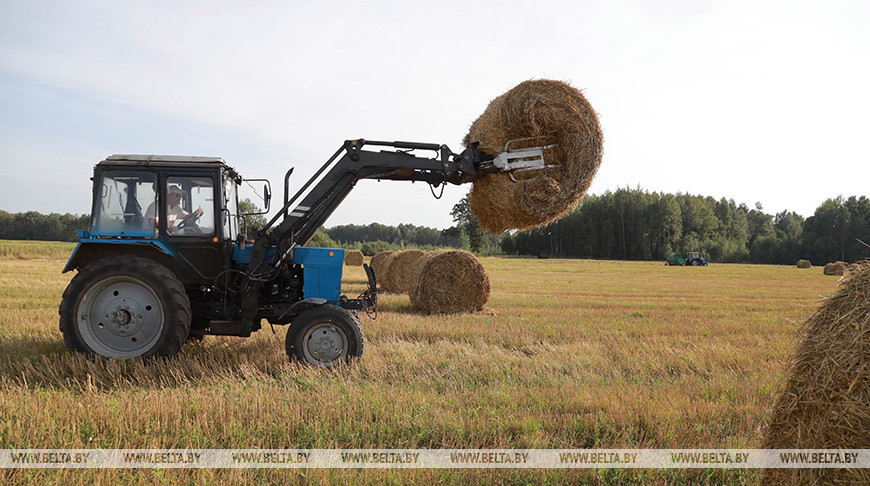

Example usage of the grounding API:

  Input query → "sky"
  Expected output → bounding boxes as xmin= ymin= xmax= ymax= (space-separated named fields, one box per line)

xmin=1 ymin=0 xmax=867 ymax=229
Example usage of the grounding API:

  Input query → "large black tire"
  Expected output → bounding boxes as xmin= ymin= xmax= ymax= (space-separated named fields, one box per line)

xmin=285 ymin=305 xmax=364 ymax=366
xmin=59 ymin=256 xmax=191 ymax=358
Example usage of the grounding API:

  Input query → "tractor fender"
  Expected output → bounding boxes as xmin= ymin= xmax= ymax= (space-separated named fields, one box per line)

xmin=63 ymin=240 xmax=174 ymax=273
xmin=288 ymin=298 xmax=328 ymax=313
xmin=268 ymin=298 xmax=328 ymax=325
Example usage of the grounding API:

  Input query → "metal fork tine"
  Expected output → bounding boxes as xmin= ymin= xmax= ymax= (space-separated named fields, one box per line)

xmin=492 ymin=138 xmax=559 ymax=182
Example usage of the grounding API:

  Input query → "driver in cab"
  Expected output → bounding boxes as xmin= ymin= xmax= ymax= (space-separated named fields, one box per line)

xmin=144 ymin=184 xmax=203 ymax=234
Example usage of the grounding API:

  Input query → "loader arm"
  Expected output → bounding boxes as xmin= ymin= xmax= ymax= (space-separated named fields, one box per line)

xmin=237 ymin=137 xmax=554 ymax=324
xmin=243 ymin=139 xmax=491 ymax=279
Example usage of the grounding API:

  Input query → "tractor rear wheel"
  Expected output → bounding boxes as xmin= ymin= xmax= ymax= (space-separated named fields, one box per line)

xmin=285 ymin=305 xmax=364 ymax=366
xmin=59 ymin=256 xmax=191 ymax=358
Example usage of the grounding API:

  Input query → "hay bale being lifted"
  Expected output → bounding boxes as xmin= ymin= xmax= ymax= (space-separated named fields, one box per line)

xmin=823 ymin=261 xmax=847 ymax=275
xmin=796 ymin=259 xmax=811 ymax=269
xmin=370 ymin=251 xmax=394 ymax=285
xmin=344 ymin=250 xmax=364 ymax=266
xmin=762 ymin=262 xmax=869 ymax=485
xmin=380 ymin=249 xmax=426 ymax=293
xmin=410 ymin=250 xmax=491 ymax=314
xmin=464 ymin=79 xmax=603 ymax=233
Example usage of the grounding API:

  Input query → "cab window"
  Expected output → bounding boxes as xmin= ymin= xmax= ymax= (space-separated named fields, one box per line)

xmin=92 ymin=171 xmax=157 ymax=237
xmin=163 ymin=177 xmax=215 ymax=236
xmin=222 ymin=176 xmax=239 ymax=241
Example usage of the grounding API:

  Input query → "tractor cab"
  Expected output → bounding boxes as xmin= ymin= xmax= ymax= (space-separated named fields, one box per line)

xmin=65 ymin=155 xmax=270 ymax=286
xmin=88 ymin=154 xmax=243 ymax=239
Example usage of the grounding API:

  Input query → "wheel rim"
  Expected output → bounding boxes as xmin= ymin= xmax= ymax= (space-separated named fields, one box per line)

xmin=301 ymin=322 xmax=348 ymax=365
xmin=77 ymin=276 xmax=165 ymax=358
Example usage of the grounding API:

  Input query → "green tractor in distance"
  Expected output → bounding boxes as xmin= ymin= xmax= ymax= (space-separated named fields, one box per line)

xmin=666 ymin=251 xmax=708 ymax=266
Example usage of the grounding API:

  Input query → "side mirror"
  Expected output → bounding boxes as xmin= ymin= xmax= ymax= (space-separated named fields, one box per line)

xmin=239 ymin=178 xmax=272 ymax=216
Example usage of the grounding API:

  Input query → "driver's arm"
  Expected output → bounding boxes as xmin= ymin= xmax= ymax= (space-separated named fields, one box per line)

xmin=168 ymin=207 xmax=189 ymax=233
xmin=170 ymin=207 xmax=204 ymax=233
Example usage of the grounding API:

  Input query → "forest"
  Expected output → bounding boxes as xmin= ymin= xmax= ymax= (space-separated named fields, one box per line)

xmin=2 ymin=189 xmax=867 ymax=265
xmin=498 ymin=189 xmax=869 ymax=264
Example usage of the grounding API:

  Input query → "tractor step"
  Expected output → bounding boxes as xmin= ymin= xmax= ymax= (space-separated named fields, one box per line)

xmin=202 ymin=320 xmax=252 ymax=337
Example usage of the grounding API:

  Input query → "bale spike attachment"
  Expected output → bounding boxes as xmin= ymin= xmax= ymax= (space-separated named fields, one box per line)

xmin=491 ymin=138 xmax=559 ymax=182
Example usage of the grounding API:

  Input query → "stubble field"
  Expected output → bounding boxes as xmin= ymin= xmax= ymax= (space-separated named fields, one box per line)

xmin=0 ymin=240 xmax=838 ymax=484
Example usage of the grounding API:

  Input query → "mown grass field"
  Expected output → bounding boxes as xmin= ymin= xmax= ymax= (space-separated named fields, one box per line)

xmin=0 ymin=240 xmax=840 ymax=485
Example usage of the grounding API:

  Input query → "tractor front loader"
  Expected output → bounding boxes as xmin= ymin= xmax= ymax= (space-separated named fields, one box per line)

xmin=59 ymin=139 xmax=553 ymax=365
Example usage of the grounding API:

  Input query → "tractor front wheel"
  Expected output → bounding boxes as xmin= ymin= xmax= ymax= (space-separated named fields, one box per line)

xmin=59 ymin=256 xmax=191 ymax=358
xmin=285 ymin=305 xmax=364 ymax=366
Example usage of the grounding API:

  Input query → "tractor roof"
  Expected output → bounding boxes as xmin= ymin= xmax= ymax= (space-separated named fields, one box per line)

xmin=97 ymin=154 xmax=239 ymax=178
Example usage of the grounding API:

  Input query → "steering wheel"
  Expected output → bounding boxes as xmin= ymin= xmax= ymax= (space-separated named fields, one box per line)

xmin=175 ymin=209 xmax=203 ymax=230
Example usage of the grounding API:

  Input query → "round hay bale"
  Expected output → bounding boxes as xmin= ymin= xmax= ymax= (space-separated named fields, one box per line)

xmin=761 ymin=262 xmax=870 ymax=485
xmin=370 ymin=251 xmax=394 ymax=285
xmin=377 ymin=252 xmax=399 ymax=292
xmin=410 ymin=250 xmax=491 ymax=314
xmin=796 ymin=259 xmax=811 ymax=269
xmin=402 ymin=249 xmax=451 ymax=294
xmin=823 ymin=261 xmax=847 ymax=275
xmin=464 ymin=79 xmax=603 ymax=233
xmin=380 ymin=249 xmax=426 ymax=293
xmin=344 ymin=249 xmax=364 ymax=266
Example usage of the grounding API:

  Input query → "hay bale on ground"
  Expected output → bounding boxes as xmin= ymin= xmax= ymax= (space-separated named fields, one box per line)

xmin=796 ymin=259 xmax=811 ymax=269
xmin=404 ymin=249 xmax=450 ymax=290
xmin=380 ymin=249 xmax=426 ymax=293
xmin=377 ymin=253 xmax=399 ymax=292
xmin=410 ymin=250 xmax=491 ymax=314
xmin=761 ymin=262 xmax=869 ymax=485
xmin=344 ymin=249 xmax=364 ymax=266
xmin=823 ymin=261 xmax=847 ymax=275
xmin=464 ymin=79 xmax=603 ymax=233
xmin=370 ymin=251 xmax=394 ymax=285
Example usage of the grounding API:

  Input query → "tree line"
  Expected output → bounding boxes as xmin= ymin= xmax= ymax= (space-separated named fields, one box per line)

xmin=3 ymin=189 xmax=868 ymax=265
xmin=497 ymin=189 xmax=869 ymax=265
xmin=0 ymin=211 xmax=90 ymax=242
xmin=326 ymin=222 xmax=445 ymax=249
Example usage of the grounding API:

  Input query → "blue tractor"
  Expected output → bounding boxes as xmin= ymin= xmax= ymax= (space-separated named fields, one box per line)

xmin=666 ymin=251 xmax=707 ymax=266
xmin=685 ymin=251 xmax=707 ymax=266
xmin=59 ymin=139 xmax=554 ymax=365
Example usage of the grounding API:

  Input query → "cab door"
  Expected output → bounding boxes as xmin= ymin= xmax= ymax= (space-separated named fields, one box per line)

xmin=219 ymin=172 xmax=243 ymax=270
xmin=161 ymin=173 xmax=224 ymax=282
